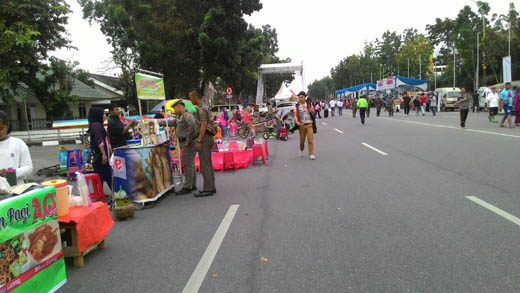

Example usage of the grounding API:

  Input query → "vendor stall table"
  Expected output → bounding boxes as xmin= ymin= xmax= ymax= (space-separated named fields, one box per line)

xmin=112 ymin=142 xmax=175 ymax=208
xmin=58 ymin=202 xmax=114 ymax=268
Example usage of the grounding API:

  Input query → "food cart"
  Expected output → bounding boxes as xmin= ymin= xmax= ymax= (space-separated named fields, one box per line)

xmin=0 ymin=186 xmax=66 ymax=292
xmin=112 ymin=142 xmax=175 ymax=209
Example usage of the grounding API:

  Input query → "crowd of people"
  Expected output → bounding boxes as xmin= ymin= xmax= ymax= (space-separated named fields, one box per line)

xmin=307 ymin=83 xmax=520 ymax=130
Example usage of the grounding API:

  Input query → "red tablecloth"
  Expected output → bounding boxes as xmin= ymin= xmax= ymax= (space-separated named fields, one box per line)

xmin=58 ymin=202 xmax=114 ymax=252
xmin=211 ymin=150 xmax=253 ymax=171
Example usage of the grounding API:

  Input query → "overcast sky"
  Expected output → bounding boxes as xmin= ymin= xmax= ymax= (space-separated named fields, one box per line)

xmin=56 ymin=0 xmax=512 ymax=89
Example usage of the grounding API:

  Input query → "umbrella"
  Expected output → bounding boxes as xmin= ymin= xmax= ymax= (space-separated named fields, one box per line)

xmin=150 ymin=99 xmax=197 ymax=114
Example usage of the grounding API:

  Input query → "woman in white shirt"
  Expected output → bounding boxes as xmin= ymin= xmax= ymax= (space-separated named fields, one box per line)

xmin=487 ymin=86 xmax=500 ymax=123
xmin=0 ymin=111 xmax=33 ymax=182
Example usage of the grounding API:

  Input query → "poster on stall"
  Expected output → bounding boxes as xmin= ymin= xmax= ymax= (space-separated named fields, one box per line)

xmin=135 ymin=73 xmax=166 ymax=100
xmin=0 ymin=187 xmax=66 ymax=293
xmin=113 ymin=143 xmax=174 ymax=203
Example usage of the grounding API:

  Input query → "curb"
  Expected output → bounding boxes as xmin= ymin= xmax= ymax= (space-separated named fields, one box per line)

xmin=26 ymin=139 xmax=78 ymax=147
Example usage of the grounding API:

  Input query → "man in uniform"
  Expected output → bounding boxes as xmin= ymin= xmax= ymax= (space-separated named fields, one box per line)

xmin=351 ymin=95 xmax=358 ymax=118
xmin=172 ymin=100 xmax=199 ymax=196
xmin=189 ymin=90 xmax=217 ymax=197
xmin=375 ymin=95 xmax=383 ymax=117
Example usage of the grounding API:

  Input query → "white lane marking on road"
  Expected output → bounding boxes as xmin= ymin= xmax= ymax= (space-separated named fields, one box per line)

xmin=183 ymin=204 xmax=240 ymax=293
xmin=378 ymin=117 xmax=520 ymax=139
xmin=466 ymin=196 xmax=520 ymax=227
xmin=361 ymin=143 xmax=388 ymax=156
xmin=334 ymin=128 xmax=344 ymax=134
xmin=322 ymin=122 xmax=328 ymax=126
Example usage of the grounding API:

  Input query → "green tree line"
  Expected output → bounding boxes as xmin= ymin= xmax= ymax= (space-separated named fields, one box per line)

xmin=309 ymin=1 xmax=519 ymax=99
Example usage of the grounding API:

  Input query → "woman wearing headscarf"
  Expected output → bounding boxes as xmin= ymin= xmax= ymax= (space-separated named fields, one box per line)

xmin=514 ymin=87 xmax=520 ymax=126
xmin=88 ymin=107 xmax=112 ymax=189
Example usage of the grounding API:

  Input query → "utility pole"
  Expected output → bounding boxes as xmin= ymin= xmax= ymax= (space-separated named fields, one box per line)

xmin=419 ymin=54 xmax=422 ymax=79
xmin=476 ymin=32 xmax=480 ymax=91
xmin=453 ymin=44 xmax=456 ymax=88
xmin=509 ymin=2 xmax=513 ymax=57
xmin=407 ymin=58 xmax=410 ymax=77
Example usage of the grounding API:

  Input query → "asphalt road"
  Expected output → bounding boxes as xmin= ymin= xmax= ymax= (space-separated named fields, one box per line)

xmin=30 ymin=108 xmax=520 ymax=292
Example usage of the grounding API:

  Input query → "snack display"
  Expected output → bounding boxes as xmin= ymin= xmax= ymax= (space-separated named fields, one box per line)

xmin=28 ymin=223 xmax=58 ymax=262
xmin=0 ymin=234 xmax=29 ymax=286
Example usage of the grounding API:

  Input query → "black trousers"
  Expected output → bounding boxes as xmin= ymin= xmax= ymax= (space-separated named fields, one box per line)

xmin=460 ymin=109 xmax=469 ymax=127
xmin=404 ymin=104 xmax=410 ymax=115
xmin=376 ymin=105 xmax=382 ymax=117
xmin=359 ymin=108 xmax=366 ymax=125
xmin=324 ymin=110 xmax=328 ymax=118
xmin=316 ymin=110 xmax=322 ymax=118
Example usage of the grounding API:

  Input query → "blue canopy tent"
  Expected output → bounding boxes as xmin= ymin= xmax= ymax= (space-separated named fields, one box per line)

xmin=336 ymin=83 xmax=376 ymax=98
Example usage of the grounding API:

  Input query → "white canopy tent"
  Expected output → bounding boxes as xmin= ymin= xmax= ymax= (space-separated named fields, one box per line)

xmin=272 ymin=74 xmax=305 ymax=101
xmin=256 ymin=62 xmax=304 ymax=104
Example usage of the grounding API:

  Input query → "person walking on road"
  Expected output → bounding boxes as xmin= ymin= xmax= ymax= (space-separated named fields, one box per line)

xmin=351 ymin=96 xmax=358 ymax=118
xmin=387 ymin=96 xmax=394 ymax=117
xmin=366 ymin=96 xmax=371 ymax=118
xmin=419 ymin=93 xmax=427 ymax=116
xmin=499 ymin=82 xmax=514 ymax=128
xmin=190 ymin=89 xmax=217 ymax=197
xmin=294 ymin=91 xmax=316 ymax=160
xmin=487 ymin=86 xmax=499 ymax=123
xmin=172 ymin=100 xmax=199 ymax=196
xmin=472 ymin=91 xmax=480 ymax=113
xmin=315 ymin=102 xmax=322 ymax=119
xmin=403 ymin=92 xmax=411 ymax=115
xmin=329 ymin=99 xmax=336 ymax=117
xmin=337 ymin=99 xmax=344 ymax=116
xmin=357 ymin=95 xmax=369 ymax=125
xmin=429 ymin=92 xmax=437 ymax=116
xmin=413 ymin=97 xmax=421 ymax=116
xmin=513 ymin=87 xmax=520 ymax=126
xmin=324 ymin=102 xmax=329 ymax=118
xmin=375 ymin=95 xmax=383 ymax=117
xmin=455 ymin=87 xmax=470 ymax=129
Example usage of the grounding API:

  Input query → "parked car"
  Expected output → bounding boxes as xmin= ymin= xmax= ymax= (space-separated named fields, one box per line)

xmin=257 ymin=103 xmax=268 ymax=113
xmin=436 ymin=87 xmax=461 ymax=111
xmin=477 ymin=87 xmax=492 ymax=111
xmin=275 ymin=102 xmax=297 ymax=113
xmin=210 ymin=104 xmax=243 ymax=115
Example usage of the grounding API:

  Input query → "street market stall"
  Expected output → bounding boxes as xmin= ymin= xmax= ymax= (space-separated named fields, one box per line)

xmin=0 ymin=186 xmax=66 ymax=292
xmin=112 ymin=142 xmax=175 ymax=207
xmin=336 ymin=83 xmax=376 ymax=98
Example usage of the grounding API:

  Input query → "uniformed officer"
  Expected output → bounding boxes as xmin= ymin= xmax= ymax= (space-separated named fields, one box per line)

xmin=172 ymin=100 xmax=199 ymax=196
xmin=375 ymin=95 xmax=383 ymax=117
xmin=189 ymin=90 xmax=216 ymax=197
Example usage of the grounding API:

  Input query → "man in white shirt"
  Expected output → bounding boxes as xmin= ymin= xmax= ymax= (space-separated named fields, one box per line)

xmin=329 ymin=100 xmax=336 ymax=117
xmin=337 ymin=99 xmax=344 ymax=116
xmin=0 ymin=111 xmax=33 ymax=183
xmin=487 ymin=86 xmax=500 ymax=123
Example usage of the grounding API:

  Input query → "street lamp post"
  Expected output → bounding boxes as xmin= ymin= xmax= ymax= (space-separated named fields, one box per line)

xmin=453 ymin=44 xmax=456 ymax=88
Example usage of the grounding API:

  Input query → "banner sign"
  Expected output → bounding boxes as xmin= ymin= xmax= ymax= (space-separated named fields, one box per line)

xmin=135 ymin=73 xmax=166 ymax=100
xmin=0 ymin=187 xmax=66 ymax=293
xmin=113 ymin=143 xmax=174 ymax=203
xmin=503 ymin=56 xmax=512 ymax=83
xmin=376 ymin=77 xmax=396 ymax=91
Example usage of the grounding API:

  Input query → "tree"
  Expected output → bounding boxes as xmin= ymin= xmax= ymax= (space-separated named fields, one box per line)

xmin=0 ymin=0 xmax=71 ymax=100
xmin=308 ymin=77 xmax=334 ymax=100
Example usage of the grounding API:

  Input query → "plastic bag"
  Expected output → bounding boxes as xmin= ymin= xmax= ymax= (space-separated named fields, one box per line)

xmin=76 ymin=172 xmax=92 ymax=207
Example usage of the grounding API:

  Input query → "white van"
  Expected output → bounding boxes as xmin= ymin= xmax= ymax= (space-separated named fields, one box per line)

xmin=477 ymin=87 xmax=492 ymax=111
xmin=436 ymin=87 xmax=461 ymax=111
xmin=210 ymin=104 xmax=243 ymax=115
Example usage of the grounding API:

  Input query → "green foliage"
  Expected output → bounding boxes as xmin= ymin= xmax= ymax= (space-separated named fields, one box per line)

xmin=79 ymin=0 xmax=279 ymax=106
xmin=308 ymin=77 xmax=334 ymax=100
xmin=328 ymin=1 xmax=519 ymax=93
xmin=0 ymin=0 xmax=71 ymax=101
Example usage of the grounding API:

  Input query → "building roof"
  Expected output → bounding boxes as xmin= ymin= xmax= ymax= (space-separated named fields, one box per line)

xmin=70 ymin=78 xmax=112 ymax=100
xmin=89 ymin=73 xmax=122 ymax=90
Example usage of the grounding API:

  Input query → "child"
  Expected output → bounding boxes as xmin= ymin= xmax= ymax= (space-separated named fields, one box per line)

xmin=229 ymin=120 xmax=237 ymax=138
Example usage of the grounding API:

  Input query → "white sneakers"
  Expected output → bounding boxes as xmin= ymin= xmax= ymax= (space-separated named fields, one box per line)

xmin=309 ymin=155 xmax=316 ymax=160
xmin=299 ymin=150 xmax=304 ymax=157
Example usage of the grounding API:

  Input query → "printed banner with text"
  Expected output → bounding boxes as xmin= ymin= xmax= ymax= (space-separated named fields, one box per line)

xmin=135 ymin=73 xmax=166 ymax=100
xmin=0 ymin=187 xmax=66 ymax=293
